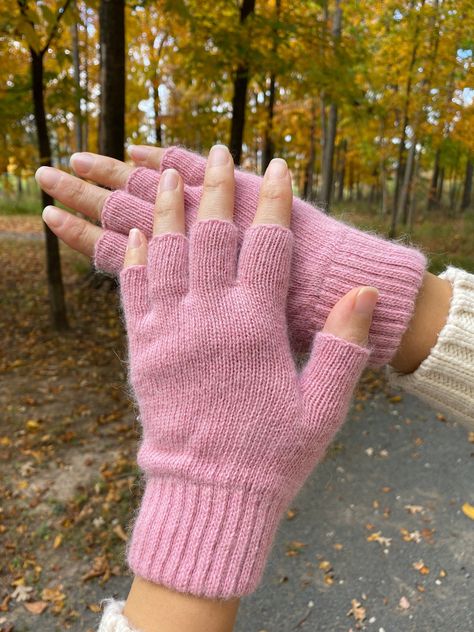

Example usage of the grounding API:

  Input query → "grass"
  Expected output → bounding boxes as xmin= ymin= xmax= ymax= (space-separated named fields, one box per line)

xmin=1 ymin=185 xmax=473 ymax=274
xmin=332 ymin=199 xmax=474 ymax=275
xmin=0 ymin=193 xmax=42 ymax=216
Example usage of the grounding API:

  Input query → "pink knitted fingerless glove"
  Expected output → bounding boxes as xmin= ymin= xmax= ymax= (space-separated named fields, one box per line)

xmin=120 ymin=220 xmax=370 ymax=599
xmin=97 ymin=148 xmax=425 ymax=367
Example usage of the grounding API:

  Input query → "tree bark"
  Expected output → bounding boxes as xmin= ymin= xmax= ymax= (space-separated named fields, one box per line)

xmin=320 ymin=0 xmax=342 ymax=212
xmin=262 ymin=0 xmax=281 ymax=172
xmin=304 ymin=99 xmax=317 ymax=199
xmin=229 ymin=0 xmax=256 ymax=165
xmin=31 ymin=50 xmax=69 ymax=330
xmin=461 ymin=157 xmax=473 ymax=211
xmin=71 ymin=14 xmax=84 ymax=152
xmin=427 ymin=147 xmax=440 ymax=210
xmin=98 ymin=0 xmax=125 ymax=160
xmin=396 ymin=137 xmax=416 ymax=231
xmin=337 ymin=138 xmax=347 ymax=202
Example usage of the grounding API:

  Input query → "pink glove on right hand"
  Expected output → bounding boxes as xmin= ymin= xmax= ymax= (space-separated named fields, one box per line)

xmin=97 ymin=147 xmax=426 ymax=366
xmin=121 ymin=219 xmax=370 ymax=599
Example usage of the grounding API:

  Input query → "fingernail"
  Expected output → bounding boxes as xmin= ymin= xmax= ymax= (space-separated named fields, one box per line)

xmin=128 ymin=146 xmax=152 ymax=161
xmin=354 ymin=287 xmax=379 ymax=315
xmin=70 ymin=152 xmax=94 ymax=173
xmin=159 ymin=169 xmax=179 ymax=192
xmin=265 ymin=158 xmax=288 ymax=180
xmin=128 ymin=228 xmax=142 ymax=249
xmin=208 ymin=144 xmax=229 ymax=167
xmin=36 ymin=166 xmax=59 ymax=188
xmin=42 ymin=206 xmax=64 ymax=228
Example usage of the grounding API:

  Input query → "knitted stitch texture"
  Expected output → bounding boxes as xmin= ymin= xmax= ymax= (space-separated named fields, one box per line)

xmin=97 ymin=600 xmax=139 ymax=632
xmin=120 ymin=219 xmax=370 ymax=598
xmin=389 ymin=267 xmax=474 ymax=428
xmin=95 ymin=146 xmax=426 ymax=367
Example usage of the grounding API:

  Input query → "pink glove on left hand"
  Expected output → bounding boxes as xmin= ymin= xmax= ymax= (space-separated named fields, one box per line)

xmin=97 ymin=146 xmax=426 ymax=366
xmin=121 ymin=218 xmax=370 ymax=599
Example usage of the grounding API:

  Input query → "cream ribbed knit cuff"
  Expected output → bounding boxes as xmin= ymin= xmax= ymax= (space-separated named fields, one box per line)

xmin=389 ymin=267 xmax=474 ymax=428
xmin=97 ymin=600 xmax=138 ymax=632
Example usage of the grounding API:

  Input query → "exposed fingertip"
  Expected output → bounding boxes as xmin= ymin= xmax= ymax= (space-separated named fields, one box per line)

xmin=158 ymin=168 xmax=180 ymax=193
xmin=42 ymin=205 xmax=64 ymax=228
xmin=70 ymin=152 xmax=94 ymax=173
xmin=354 ymin=286 xmax=379 ymax=316
xmin=208 ymin=144 xmax=231 ymax=167
xmin=264 ymin=158 xmax=288 ymax=180
xmin=124 ymin=228 xmax=147 ymax=267
xmin=128 ymin=145 xmax=153 ymax=162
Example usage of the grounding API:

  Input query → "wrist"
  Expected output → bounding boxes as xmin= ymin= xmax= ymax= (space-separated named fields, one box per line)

xmin=124 ymin=577 xmax=239 ymax=632
xmin=390 ymin=272 xmax=452 ymax=374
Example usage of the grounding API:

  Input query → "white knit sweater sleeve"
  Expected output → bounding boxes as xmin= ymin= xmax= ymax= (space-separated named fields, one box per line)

xmin=389 ymin=266 xmax=474 ymax=428
xmin=97 ymin=600 xmax=139 ymax=632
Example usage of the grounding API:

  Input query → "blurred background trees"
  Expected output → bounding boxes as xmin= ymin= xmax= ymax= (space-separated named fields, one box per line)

xmin=0 ymin=0 xmax=473 ymax=324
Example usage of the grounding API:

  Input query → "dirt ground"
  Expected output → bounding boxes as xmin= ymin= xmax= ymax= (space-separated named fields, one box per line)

xmin=1 ymin=216 xmax=473 ymax=632
xmin=0 ymin=216 xmax=139 ymax=631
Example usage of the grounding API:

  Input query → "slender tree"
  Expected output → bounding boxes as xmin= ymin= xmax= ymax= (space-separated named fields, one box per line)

xmin=17 ymin=0 xmax=72 ymax=331
xmin=98 ymin=0 xmax=125 ymax=159
xmin=229 ymin=0 xmax=255 ymax=165
xmin=320 ymin=0 xmax=342 ymax=211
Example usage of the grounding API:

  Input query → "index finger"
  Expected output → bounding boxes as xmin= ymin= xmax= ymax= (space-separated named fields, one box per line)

xmin=253 ymin=159 xmax=292 ymax=228
xmin=70 ymin=152 xmax=134 ymax=190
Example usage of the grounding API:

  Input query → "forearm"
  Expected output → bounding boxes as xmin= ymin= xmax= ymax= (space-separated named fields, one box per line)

xmin=123 ymin=577 xmax=239 ymax=632
xmin=390 ymin=271 xmax=452 ymax=374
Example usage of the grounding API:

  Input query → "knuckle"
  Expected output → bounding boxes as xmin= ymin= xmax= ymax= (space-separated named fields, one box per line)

xmin=203 ymin=173 xmax=229 ymax=192
xmin=261 ymin=182 xmax=286 ymax=201
xmin=66 ymin=216 xmax=89 ymax=245
xmin=66 ymin=176 xmax=86 ymax=201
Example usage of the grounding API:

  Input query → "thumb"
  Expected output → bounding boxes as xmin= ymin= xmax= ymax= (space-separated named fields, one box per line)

xmin=322 ymin=286 xmax=379 ymax=346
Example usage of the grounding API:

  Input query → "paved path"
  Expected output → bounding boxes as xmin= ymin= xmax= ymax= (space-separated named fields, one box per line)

xmin=234 ymin=387 xmax=474 ymax=632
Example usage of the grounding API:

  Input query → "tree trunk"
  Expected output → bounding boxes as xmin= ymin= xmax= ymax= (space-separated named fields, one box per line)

xmin=437 ymin=167 xmax=445 ymax=206
xmin=98 ymin=0 xmax=125 ymax=159
xmin=337 ymin=139 xmax=346 ymax=202
xmin=71 ymin=15 xmax=84 ymax=152
xmin=461 ymin=157 xmax=473 ymax=211
xmin=262 ymin=0 xmax=281 ymax=172
xmin=262 ymin=73 xmax=276 ymax=171
xmin=304 ymin=99 xmax=317 ymax=199
xmin=320 ymin=0 xmax=342 ymax=212
xmin=427 ymin=147 xmax=440 ymax=210
xmin=407 ymin=148 xmax=420 ymax=231
xmin=31 ymin=50 xmax=69 ymax=331
xmin=153 ymin=81 xmax=162 ymax=146
xmin=83 ymin=1 xmax=89 ymax=150
xmin=394 ymin=138 xmax=416 ymax=233
xmin=229 ymin=0 xmax=256 ymax=165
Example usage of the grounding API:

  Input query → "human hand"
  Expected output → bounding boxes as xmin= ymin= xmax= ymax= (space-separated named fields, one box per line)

xmin=119 ymin=146 xmax=377 ymax=598
xmin=37 ymin=144 xmax=424 ymax=365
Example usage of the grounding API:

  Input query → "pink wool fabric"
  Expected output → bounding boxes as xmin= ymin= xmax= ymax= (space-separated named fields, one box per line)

xmin=120 ymin=220 xmax=370 ymax=599
xmin=96 ymin=147 xmax=426 ymax=367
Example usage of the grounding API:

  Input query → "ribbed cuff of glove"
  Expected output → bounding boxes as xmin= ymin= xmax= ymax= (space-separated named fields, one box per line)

xmin=127 ymin=477 xmax=285 ymax=599
xmin=95 ymin=147 xmax=426 ymax=368
xmin=98 ymin=600 xmax=138 ymax=632
xmin=388 ymin=267 xmax=474 ymax=428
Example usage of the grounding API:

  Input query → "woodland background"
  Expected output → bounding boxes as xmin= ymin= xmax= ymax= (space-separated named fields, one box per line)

xmin=1 ymin=2 xmax=474 ymax=630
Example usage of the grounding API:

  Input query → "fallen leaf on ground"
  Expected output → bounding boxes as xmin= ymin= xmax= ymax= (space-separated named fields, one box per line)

xmin=11 ymin=585 xmax=33 ymax=602
xmin=347 ymin=599 xmax=366 ymax=623
xmin=399 ymin=596 xmax=410 ymax=610
xmin=113 ymin=524 xmax=128 ymax=542
xmin=367 ymin=531 xmax=392 ymax=548
xmin=461 ymin=503 xmax=474 ymax=520
xmin=413 ymin=559 xmax=430 ymax=574
xmin=24 ymin=601 xmax=48 ymax=615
